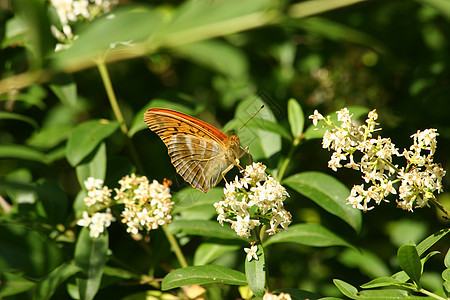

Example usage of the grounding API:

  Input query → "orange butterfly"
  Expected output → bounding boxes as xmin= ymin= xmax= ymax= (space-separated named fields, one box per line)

xmin=143 ymin=108 xmax=245 ymax=193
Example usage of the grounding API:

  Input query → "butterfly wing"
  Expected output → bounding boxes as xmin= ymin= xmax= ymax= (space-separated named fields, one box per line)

xmin=144 ymin=108 xmax=236 ymax=192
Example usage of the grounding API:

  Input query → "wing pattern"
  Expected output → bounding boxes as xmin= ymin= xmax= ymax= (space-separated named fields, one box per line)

xmin=144 ymin=109 xmax=235 ymax=192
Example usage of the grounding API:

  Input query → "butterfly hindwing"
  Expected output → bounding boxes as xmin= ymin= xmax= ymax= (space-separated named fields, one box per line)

xmin=168 ymin=135 xmax=231 ymax=192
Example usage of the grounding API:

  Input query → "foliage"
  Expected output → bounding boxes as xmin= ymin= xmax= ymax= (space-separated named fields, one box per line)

xmin=0 ymin=0 xmax=449 ymax=299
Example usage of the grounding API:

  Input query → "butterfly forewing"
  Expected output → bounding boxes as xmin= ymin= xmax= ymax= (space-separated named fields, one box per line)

xmin=143 ymin=108 xmax=239 ymax=192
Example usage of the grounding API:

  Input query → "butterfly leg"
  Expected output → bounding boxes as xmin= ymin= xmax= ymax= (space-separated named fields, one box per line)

xmin=244 ymin=146 xmax=252 ymax=164
xmin=239 ymin=146 xmax=252 ymax=164
xmin=221 ymin=163 xmax=235 ymax=185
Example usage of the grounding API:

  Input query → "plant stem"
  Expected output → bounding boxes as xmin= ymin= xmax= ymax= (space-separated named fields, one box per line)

xmin=430 ymin=197 xmax=450 ymax=219
xmin=418 ymin=288 xmax=446 ymax=300
xmin=96 ymin=60 xmax=144 ymax=173
xmin=277 ymin=136 xmax=301 ymax=182
xmin=96 ymin=60 xmax=128 ymax=135
xmin=162 ymin=225 xmax=188 ymax=268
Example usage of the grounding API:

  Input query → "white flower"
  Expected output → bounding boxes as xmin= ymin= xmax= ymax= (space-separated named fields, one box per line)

xmin=244 ymin=245 xmax=258 ymax=262
xmin=77 ymin=211 xmax=91 ymax=227
xmin=308 ymin=110 xmax=324 ymax=126
xmin=314 ymin=108 xmax=445 ymax=213
xmin=77 ymin=208 xmax=115 ymax=238
xmin=84 ymin=177 xmax=104 ymax=190
xmin=49 ymin=0 xmax=118 ymax=49
xmin=117 ymin=176 xmax=173 ymax=235
xmin=263 ymin=292 xmax=292 ymax=300
xmin=216 ymin=162 xmax=291 ymax=238
xmin=337 ymin=108 xmax=352 ymax=127
xmin=84 ymin=185 xmax=112 ymax=207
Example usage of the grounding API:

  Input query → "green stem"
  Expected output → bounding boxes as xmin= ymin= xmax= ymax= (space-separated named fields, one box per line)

xmin=96 ymin=60 xmax=128 ymax=134
xmin=418 ymin=288 xmax=446 ymax=300
xmin=430 ymin=197 xmax=450 ymax=219
xmin=162 ymin=225 xmax=188 ymax=268
xmin=277 ymin=136 xmax=301 ymax=182
xmin=96 ymin=60 xmax=144 ymax=173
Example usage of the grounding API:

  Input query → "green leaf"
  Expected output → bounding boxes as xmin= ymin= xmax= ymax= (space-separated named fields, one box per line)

xmin=2 ymin=15 xmax=28 ymax=48
xmin=442 ymin=269 xmax=450 ymax=281
xmin=416 ymin=0 xmax=450 ymax=21
xmin=74 ymin=227 xmax=109 ymax=300
xmin=172 ymin=40 xmax=248 ymax=78
xmin=102 ymin=266 xmax=141 ymax=281
xmin=416 ymin=227 xmax=450 ymax=256
xmin=27 ymin=125 xmax=72 ymax=150
xmin=173 ymin=187 xmax=223 ymax=220
xmin=288 ymin=0 xmax=368 ymax=19
xmin=287 ymin=98 xmax=304 ymax=139
xmin=10 ymin=0 xmax=53 ymax=70
xmin=245 ymin=118 xmax=292 ymax=141
xmin=398 ymin=245 xmax=422 ymax=287
xmin=35 ymin=180 xmax=69 ymax=225
xmin=283 ymin=172 xmax=361 ymax=232
xmin=167 ymin=220 xmax=244 ymax=240
xmin=245 ymin=244 xmax=265 ymax=297
xmin=264 ymin=224 xmax=352 ymax=248
xmin=231 ymin=95 xmax=282 ymax=161
xmin=0 ymin=85 xmax=47 ymax=109
xmin=0 ymin=169 xmax=35 ymax=206
xmin=296 ymin=17 xmax=385 ymax=53
xmin=392 ymin=254 xmax=439 ymax=284
xmin=360 ymin=277 xmax=403 ymax=289
xmin=359 ymin=289 xmax=421 ymax=298
xmin=0 ymin=111 xmax=38 ymax=129
xmin=73 ymin=190 xmax=87 ymax=217
xmin=160 ymin=0 xmax=274 ymax=47
xmin=161 ymin=265 xmax=246 ymax=290
xmin=52 ymin=5 xmax=163 ymax=72
xmin=194 ymin=243 xmax=241 ymax=266
xmin=0 ymin=144 xmax=49 ymax=164
xmin=0 ymin=272 xmax=35 ymax=297
xmin=49 ymin=75 xmax=78 ymax=107
xmin=46 ymin=146 xmax=67 ymax=163
xmin=66 ymin=119 xmax=119 ymax=166
xmin=32 ymin=263 xmax=81 ymax=300
xmin=76 ymin=142 xmax=107 ymax=187
xmin=338 ymin=248 xmax=390 ymax=278
xmin=333 ymin=279 xmax=358 ymax=299
xmin=304 ymin=106 xmax=370 ymax=140
xmin=0 ymin=223 xmax=63 ymax=278
xmin=391 ymin=228 xmax=450 ymax=283
xmin=445 ymin=248 xmax=450 ymax=269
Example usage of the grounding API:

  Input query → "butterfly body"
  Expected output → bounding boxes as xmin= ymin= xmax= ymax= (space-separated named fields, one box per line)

xmin=144 ymin=108 xmax=243 ymax=192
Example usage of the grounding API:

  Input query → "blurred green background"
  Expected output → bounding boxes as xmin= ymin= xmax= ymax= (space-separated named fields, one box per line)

xmin=0 ymin=0 xmax=449 ymax=298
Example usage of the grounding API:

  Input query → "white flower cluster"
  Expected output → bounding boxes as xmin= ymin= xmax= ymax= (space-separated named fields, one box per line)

xmin=50 ymin=0 xmax=118 ymax=50
xmin=397 ymin=129 xmax=445 ymax=211
xmin=84 ymin=177 xmax=112 ymax=207
xmin=214 ymin=162 xmax=292 ymax=239
xmin=310 ymin=109 xmax=446 ymax=212
xmin=115 ymin=174 xmax=173 ymax=235
xmin=77 ymin=208 xmax=115 ymax=238
xmin=77 ymin=175 xmax=173 ymax=238
xmin=77 ymin=177 xmax=114 ymax=238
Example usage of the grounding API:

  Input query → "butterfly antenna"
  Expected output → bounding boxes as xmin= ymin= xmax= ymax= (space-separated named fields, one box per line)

xmin=238 ymin=104 xmax=265 ymax=132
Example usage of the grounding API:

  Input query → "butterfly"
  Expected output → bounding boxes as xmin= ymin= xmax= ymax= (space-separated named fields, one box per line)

xmin=143 ymin=108 xmax=245 ymax=193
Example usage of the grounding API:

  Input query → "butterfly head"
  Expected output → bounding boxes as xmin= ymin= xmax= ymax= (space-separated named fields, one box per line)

xmin=226 ymin=135 xmax=242 ymax=157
